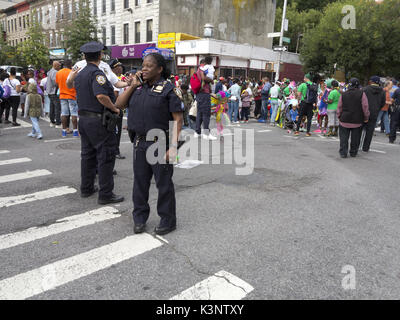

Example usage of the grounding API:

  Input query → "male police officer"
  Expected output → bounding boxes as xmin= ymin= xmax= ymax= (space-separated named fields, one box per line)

xmin=73 ymin=42 xmax=124 ymax=205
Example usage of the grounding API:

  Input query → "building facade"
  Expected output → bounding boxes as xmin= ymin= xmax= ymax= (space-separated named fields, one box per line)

xmin=0 ymin=0 xmax=30 ymax=47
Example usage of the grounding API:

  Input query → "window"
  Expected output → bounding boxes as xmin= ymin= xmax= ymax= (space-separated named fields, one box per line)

xmin=102 ymin=0 xmax=106 ymax=14
xmin=49 ymin=6 xmax=52 ymax=23
xmin=60 ymin=33 xmax=64 ymax=44
xmin=55 ymin=33 xmax=59 ymax=47
xmin=49 ymin=33 xmax=53 ymax=47
xmin=60 ymin=5 xmax=63 ymax=19
xmin=14 ymin=18 xmax=16 ymax=31
xmin=102 ymin=26 xmax=106 ymax=45
xmin=111 ymin=25 xmax=115 ymax=44
xmin=147 ymin=0 xmax=153 ymax=3
xmin=111 ymin=0 xmax=115 ymax=12
xmin=26 ymin=14 xmax=29 ymax=27
xmin=135 ymin=21 xmax=140 ymax=43
xmin=8 ymin=20 xmax=10 ymax=32
xmin=123 ymin=23 xmax=129 ymax=44
xmin=55 ymin=5 xmax=58 ymax=19
xmin=68 ymin=3 xmax=72 ymax=20
xmin=75 ymin=1 xmax=79 ymax=16
xmin=19 ymin=17 xmax=21 ymax=29
xmin=146 ymin=19 xmax=152 ymax=42
xmin=135 ymin=0 xmax=139 ymax=6
xmin=124 ymin=0 xmax=129 ymax=9
xmin=93 ymin=0 xmax=97 ymax=15
xmin=23 ymin=16 xmax=26 ymax=29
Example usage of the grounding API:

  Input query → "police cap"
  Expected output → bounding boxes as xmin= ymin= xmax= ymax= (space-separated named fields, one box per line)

xmin=109 ymin=59 xmax=122 ymax=69
xmin=80 ymin=41 xmax=107 ymax=54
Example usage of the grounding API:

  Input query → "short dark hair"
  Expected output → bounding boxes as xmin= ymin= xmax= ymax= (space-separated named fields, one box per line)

xmin=0 ymin=73 xmax=9 ymax=81
xmin=180 ymin=83 xmax=189 ymax=90
xmin=64 ymin=59 xmax=72 ymax=69
xmin=199 ymin=59 xmax=206 ymax=65
xmin=204 ymin=56 xmax=213 ymax=64
xmin=85 ymin=51 xmax=102 ymax=63
xmin=331 ymin=80 xmax=339 ymax=88
xmin=10 ymin=67 xmax=16 ymax=76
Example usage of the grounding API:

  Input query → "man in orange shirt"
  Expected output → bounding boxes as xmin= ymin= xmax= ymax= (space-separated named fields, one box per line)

xmin=56 ymin=60 xmax=79 ymax=138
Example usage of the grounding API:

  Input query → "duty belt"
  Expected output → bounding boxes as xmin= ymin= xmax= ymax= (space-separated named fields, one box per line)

xmin=79 ymin=110 xmax=103 ymax=119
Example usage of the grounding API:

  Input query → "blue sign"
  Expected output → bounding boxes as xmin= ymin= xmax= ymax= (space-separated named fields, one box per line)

xmin=142 ymin=47 xmax=174 ymax=60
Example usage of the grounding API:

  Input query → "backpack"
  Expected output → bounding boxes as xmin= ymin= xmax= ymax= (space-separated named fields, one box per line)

xmin=2 ymin=80 xmax=12 ymax=99
xmin=190 ymin=70 xmax=202 ymax=95
xmin=305 ymin=83 xmax=318 ymax=104
xmin=261 ymin=83 xmax=270 ymax=96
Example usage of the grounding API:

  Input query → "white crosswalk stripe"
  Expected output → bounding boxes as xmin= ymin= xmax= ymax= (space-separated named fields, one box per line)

xmin=0 ymin=207 xmax=120 ymax=250
xmin=0 ymin=234 xmax=163 ymax=300
xmin=170 ymin=270 xmax=254 ymax=300
xmin=0 ymin=186 xmax=76 ymax=208
xmin=0 ymin=169 xmax=52 ymax=184
xmin=2 ymin=119 xmax=31 ymax=130
xmin=0 ymin=150 xmax=10 ymax=154
xmin=0 ymin=158 xmax=32 ymax=166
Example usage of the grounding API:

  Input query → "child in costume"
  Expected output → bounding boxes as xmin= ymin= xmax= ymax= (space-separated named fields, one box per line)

xmin=24 ymin=83 xmax=44 ymax=140
xmin=211 ymin=91 xmax=230 ymax=137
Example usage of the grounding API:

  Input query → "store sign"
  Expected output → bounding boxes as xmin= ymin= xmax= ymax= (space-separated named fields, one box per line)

xmin=142 ymin=47 xmax=175 ymax=60
xmin=158 ymin=33 xmax=176 ymax=49
xmin=49 ymin=49 xmax=65 ymax=58
xmin=111 ymin=43 xmax=155 ymax=59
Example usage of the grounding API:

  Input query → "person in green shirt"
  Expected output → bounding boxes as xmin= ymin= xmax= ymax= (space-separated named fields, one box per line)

xmin=295 ymin=73 xmax=315 ymax=136
xmin=326 ymin=80 xmax=341 ymax=136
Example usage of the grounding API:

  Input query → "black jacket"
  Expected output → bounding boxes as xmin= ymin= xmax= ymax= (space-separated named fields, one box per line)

xmin=363 ymin=85 xmax=385 ymax=120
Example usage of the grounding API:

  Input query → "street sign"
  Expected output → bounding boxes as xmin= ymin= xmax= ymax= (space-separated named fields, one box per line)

xmin=273 ymin=46 xmax=287 ymax=52
xmin=283 ymin=37 xmax=291 ymax=44
xmin=284 ymin=19 xmax=289 ymax=32
xmin=268 ymin=32 xmax=282 ymax=38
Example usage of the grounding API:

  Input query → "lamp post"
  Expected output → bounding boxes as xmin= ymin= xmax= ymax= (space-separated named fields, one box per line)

xmin=295 ymin=33 xmax=303 ymax=54
xmin=276 ymin=0 xmax=288 ymax=82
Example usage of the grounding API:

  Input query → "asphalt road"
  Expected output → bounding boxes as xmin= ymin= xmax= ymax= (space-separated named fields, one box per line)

xmin=1 ymin=115 xmax=400 ymax=300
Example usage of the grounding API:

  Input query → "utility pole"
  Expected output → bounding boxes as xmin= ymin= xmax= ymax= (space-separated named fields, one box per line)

xmin=276 ymin=0 xmax=288 ymax=82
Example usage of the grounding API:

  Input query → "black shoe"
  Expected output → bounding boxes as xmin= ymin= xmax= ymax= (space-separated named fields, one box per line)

xmin=98 ymin=193 xmax=124 ymax=205
xmin=12 ymin=122 xmax=20 ymax=126
xmin=362 ymin=149 xmax=369 ymax=153
xmin=115 ymin=154 xmax=126 ymax=160
xmin=350 ymin=154 xmax=357 ymax=158
xmin=113 ymin=169 xmax=117 ymax=176
xmin=389 ymin=140 xmax=395 ymax=144
xmin=134 ymin=224 xmax=146 ymax=234
xmin=4 ymin=120 xmax=11 ymax=124
xmin=81 ymin=186 xmax=98 ymax=198
xmin=154 ymin=225 xmax=176 ymax=236
xmin=340 ymin=154 xmax=347 ymax=158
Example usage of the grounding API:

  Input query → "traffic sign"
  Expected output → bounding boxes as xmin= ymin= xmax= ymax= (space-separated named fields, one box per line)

xmin=268 ymin=32 xmax=282 ymax=38
xmin=273 ymin=46 xmax=287 ymax=52
xmin=283 ymin=37 xmax=291 ymax=44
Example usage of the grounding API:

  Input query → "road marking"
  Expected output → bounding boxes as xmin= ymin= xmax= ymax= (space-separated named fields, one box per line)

xmin=370 ymin=149 xmax=386 ymax=154
xmin=0 ymin=186 xmax=76 ymax=208
xmin=170 ymin=270 xmax=254 ymax=300
xmin=40 ymin=117 xmax=50 ymax=123
xmin=0 ymin=170 xmax=52 ymax=184
xmin=0 ymin=234 xmax=163 ymax=300
xmin=44 ymin=138 xmax=77 ymax=143
xmin=2 ymin=119 xmax=31 ymax=130
xmin=0 ymin=158 xmax=32 ymax=166
xmin=175 ymin=160 xmax=204 ymax=169
xmin=0 ymin=207 xmax=120 ymax=250
xmin=373 ymin=141 xmax=398 ymax=147
xmin=0 ymin=150 xmax=10 ymax=154
xmin=257 ymin=130 xmax=272 ymax=133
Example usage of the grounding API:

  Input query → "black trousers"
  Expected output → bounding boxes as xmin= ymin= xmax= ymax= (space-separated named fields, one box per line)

xmin=6 ymin=96 xmax=20 ymax=123
xmin=241 ymin=107 xmax=250 ymax=121
xmin=362 ymin=119 xmax=376 ymax=152
xmin=389 ymin=107 xmax=400 ymax=143
xmin=0 ymin=99 xmax=11 ymax=121
xmin=254 ymin=99 xmax=261 ymax=118
xmin=78 ymin=116 xmax=117 ymax=200
xmin=196 ymin=92 xmax=211 ymax=134
xmin=339 ymin=125 xmax=362 ymax=156
xmin=296 ymin=101 xmax=314 ymax=133
xmin=132 ymin=139 xmax=176 ymax=228
xmin=116 ymin=113 xmax=123 ymax=155
xmin=49 ymin=94 xmax=61 ymax=125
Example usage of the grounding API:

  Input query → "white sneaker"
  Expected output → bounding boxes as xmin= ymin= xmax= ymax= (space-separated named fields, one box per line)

xmin=27 ymin=132 xmax=36 ymax=138
xmin=194 ymin=132 xmax=200 ymax=138
xmin=55 ymin=125 xmax=62 ymax=129
xmin=202 ymin=134 xmax=209 ymax=140
xmin=37 ymin=134 xmax=43 ymax=140
xmin=207 ymin=135 xmax=217 ymax=141
xmin=50 ymin=123 xmax=55 ymax=128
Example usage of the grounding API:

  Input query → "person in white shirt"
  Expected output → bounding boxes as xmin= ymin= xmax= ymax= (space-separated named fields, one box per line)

xmin=3 ymin=67 xmax=21 ymax=126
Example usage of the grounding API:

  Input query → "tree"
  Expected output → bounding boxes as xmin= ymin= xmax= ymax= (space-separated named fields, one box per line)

xmin=276 ymin=0 xmax=339 ymax=12
xmin=17 ymin=11 xmax=49 ymax=68
xmin=274 ymin=2 xmax=322 ymax=53
xmin=65 ymin=0 xmax=98 ymax=62
xmin=300 ymin=0 xmax=400 ymax=82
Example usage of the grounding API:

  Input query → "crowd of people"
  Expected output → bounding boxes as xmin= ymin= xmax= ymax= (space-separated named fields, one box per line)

xmin=176 ymin=67 xmax=400 ymax=158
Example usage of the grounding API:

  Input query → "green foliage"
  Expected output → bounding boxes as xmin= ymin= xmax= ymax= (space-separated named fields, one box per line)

xmin=17 ymin=11 xmax=49 ymax=68
xmin=276 ymin=0 xmax=339 ymax=12
xmin=300 ymin=0 xmax=400 ymax=82
xmin=64 ymin=0 xmax=98 ymax=62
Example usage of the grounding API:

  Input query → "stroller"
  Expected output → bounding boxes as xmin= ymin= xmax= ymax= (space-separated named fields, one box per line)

xmin=283 ymin=99 xmax=299 ymax=130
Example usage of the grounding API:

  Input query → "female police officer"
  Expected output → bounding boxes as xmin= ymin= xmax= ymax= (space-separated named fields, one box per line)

xmin=116 ymin=53 xmax=183 ymax=236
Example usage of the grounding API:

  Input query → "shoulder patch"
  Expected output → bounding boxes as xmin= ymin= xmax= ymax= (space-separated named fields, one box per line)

xmin=173 ymin=87 xmax=184 ymax=102
xmin=96 ymin=75 xmax=106 ymax=85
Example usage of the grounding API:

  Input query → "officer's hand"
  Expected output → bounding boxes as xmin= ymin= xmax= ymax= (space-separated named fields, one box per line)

xmin=131 ymin=71 xmax=143 ymax=87
xmin=165 ymin=147 xmax=177 ymax=163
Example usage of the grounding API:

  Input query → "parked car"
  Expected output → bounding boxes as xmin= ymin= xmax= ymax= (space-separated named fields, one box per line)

xmin=0 ymin=66 xmax=24 ymax=77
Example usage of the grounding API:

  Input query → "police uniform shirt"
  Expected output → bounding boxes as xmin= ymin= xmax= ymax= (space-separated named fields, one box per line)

xmin=128 ymin=78 xmax=183 ymax=135
xmin=69 ymin=60 xmax=119 ymax=86
xmin=75 ymin=63 xmax=116 ymax=113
